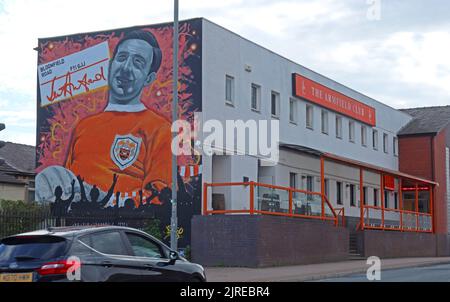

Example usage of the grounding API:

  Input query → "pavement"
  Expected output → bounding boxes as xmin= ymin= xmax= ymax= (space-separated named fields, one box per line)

xmin=205 ymin=257 xmax=450 ymax=282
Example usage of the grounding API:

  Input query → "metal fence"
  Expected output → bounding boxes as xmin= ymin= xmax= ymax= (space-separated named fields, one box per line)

xmin=0 ymin=208 xmax=159 ymax=240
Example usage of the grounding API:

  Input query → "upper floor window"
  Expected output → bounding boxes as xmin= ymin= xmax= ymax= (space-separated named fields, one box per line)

xmin=321 ymin=110 xmax=329 ymax=134
xmin=383 ymin=133 xmax=389 ymax=153
xmin=393 ymin=137 xmax=398 ymax=156
xmin=373 ymin=129 xmax=379 ymax=150
xmin=271 ymin=91 xmax=280 ymax=118
xmin=336 ymin=116 xmax=343 ymax=139
xmin=349 ymin=121 xmax=355 ymax=143
xmin=361 ymin=125 xmax=367 ymax=147
xmin=306 ymin=105 xmax=314 ymax=129
xmin=289 ymin=98 xmax=298 ymax=124
xmin=251 ymin=83 xmax=261 ymax=112
xmin=225 ymin=75 xmax=234 ymax=105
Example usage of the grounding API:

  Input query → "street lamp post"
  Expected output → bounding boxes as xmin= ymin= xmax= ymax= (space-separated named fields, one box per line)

xmin=170 ymin=0 xmax=179 ymax=251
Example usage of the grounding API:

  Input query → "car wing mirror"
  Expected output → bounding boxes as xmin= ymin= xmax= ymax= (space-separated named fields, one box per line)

xmin=169 ymin=251 xmax=178 ymax=265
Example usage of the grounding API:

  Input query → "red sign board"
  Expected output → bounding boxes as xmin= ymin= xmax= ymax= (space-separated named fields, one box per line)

xmin=384 ymin=175 xmax=395 ymax=191
xmin=292 ymin=74 xmax=376 ymax=126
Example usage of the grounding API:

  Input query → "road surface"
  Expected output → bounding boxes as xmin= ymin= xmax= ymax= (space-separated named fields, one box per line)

xmin=317 ymin=263 xmax=450 ymax=282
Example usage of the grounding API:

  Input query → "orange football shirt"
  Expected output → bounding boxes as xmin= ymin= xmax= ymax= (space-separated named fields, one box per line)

xmin=65 ymin=108 xmax=172 ymax=199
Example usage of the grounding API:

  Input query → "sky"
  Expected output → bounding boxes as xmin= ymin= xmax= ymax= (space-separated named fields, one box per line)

xmin=0 ymin=0 xmax=449 ymax=146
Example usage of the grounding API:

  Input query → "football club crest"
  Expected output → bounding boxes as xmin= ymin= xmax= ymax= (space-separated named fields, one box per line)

xmin=110 ymin=134 xmax=142 ymax=170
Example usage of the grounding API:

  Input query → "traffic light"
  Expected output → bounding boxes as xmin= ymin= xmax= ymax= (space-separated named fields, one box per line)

xmin=0 ymin=123 xmax=5 ymax=165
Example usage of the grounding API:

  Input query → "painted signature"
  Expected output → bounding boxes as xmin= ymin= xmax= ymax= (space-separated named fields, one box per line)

xmin=46 ymin=66 xmax=106 ymax=103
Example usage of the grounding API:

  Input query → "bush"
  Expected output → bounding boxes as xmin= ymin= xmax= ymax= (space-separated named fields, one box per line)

xmin=0 ymin=199 xmax=49 ymax=213
xmin=0 ymin=200 xmax=51 ymax=239
xmin=142 ymin=218 xmax=163 ymax=241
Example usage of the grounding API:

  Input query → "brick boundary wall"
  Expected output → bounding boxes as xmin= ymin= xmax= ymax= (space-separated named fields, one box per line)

xmin=191 ymin=215 xmax=349 ymax=267
xmin=359 ymin=230 xmax=447 ymax=258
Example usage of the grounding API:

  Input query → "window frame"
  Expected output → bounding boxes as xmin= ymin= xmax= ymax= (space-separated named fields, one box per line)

xmin=79 ymin=231 xmax=130 ymax=256
xmin=271 ymin=91 xmax=280 ymax=118
xmin=124 ymin=231 xmax=166 ymax=260
xmin=306 ymin=104 xmax=314 ymax=130
xmin=373 ymin=129 xmax=379 ymax=150
xmin=393 ymin=137 xmax=398 ymax=157
xmin=349 ymin=184 xmax=356 ymax=207
xmin=361 ymin=125 xmax=367 ymax=147
xmin=349 ymin=121 xmax=355 ymax=143
xmin=373 ymin=188 xmax=379 ymax=207
xmin=289 ymin=98 xmax=298 ymax=124
xmin=383 ymin=133 xmax=389 ymax=154
xmin=225 ymin=75 xmax=235 ymax=106
xmin=336 ymin=115 xmax=343 ymax=139
xmin=251 ymin=83 xmax=261 ymax=112
xmin=336 ymin=181 xmax=343 ymax=205
xmin=321 ymin=110 xmax=329 ymax=135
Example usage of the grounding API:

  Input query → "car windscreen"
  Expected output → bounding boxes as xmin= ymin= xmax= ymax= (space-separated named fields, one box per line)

xmin=0 ymin=236 xmax=68 ymax=263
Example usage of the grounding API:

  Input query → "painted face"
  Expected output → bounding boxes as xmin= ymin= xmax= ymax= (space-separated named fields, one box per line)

xmin=108 ymin=39 xmax=154 ymax=103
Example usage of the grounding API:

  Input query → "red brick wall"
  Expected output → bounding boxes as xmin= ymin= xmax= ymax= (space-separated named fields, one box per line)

xmin=399 ymin=132 xmax=448 ymax=235
xmin=399 ymin=135 xmax=433 ymax=180
xmin=433 ymin=130 xmax=448 ymax=234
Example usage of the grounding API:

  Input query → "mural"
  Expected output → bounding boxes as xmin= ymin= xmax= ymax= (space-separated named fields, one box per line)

xmin=35 ymin=19 xmax=202 ymax=247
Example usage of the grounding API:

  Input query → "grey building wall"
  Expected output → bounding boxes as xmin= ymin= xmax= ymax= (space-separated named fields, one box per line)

xmin=201 ymin=18 xmax=412 ymax=172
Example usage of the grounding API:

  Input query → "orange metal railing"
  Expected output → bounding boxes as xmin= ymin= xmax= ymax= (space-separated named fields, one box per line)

xmin=203 ymin=182 xmax=342 ymax=226
xmin=357 ymin=204 xmax=432 ymax=233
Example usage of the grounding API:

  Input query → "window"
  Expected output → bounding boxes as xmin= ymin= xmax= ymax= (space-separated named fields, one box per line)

xmin=373 ymin=189 xmax=379 ymax=207
xmin=361 ymin=126 xmax=367 ymax=147
xmin=373 ymin=129 xmax=378 ymax=150
xmin=349 ymin=121 xmax=355 ymax=142
xmin=27 ymin=180 xmax=36 ymax=202
xmin=336 ymin=182 xmax=343 ymax=205
xmin=394 ymin=192 xmax=398 ymax=209
xmin=306 ymin=105 xmax=314 ymax=129
xmin=384 ymin=190 xmax=390 ymax=208
xmin=271 ymin=91 xmax=280 ymax=118
xmin=349 ymin=184 xmax=356 ymax=207
xmin=251 ymin=84 xmax=261 ymax=111
xmin=383 ymin=133 xmax=389 ymax=153
xmin=324 ymin=179 xmax=330 ymax=198
xmin=306 ymin=175 xmax=314 ymax=201
xmin=89 ymin=232 xmax=128 ymax=255
xmin=363 ymin=186 xmax=368 ymax=205
xmin=393 ymin=137 xmax=398 ymax=156
xmin=336 ymin=116 xmax=343 ymax=139
xmin=225 ymin=75 xmax=234 ymax=105
xmin=289 ymin=172 xmax=297 ymax=189
xmin=321 ymin=110 xmax=329 ymax=134
xmin=126 ymin=233 xmax=164 ymax=258
xmin=289 ymin=98 xmax=298 ymax=124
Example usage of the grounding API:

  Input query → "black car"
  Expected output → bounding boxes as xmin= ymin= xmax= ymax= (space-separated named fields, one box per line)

xmin=0 ymin=226 xmax=206 ymax=282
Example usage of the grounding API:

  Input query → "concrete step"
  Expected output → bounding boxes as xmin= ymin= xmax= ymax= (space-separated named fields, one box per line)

xmin=348 ymin=254 xmax=365 ymax=260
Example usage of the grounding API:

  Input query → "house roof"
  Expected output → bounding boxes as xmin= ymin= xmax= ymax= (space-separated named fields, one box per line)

xmin=398 ymin=106 xmax=450 ymax=136
xmin=0 ymin=142 xmax=36 ymax=174
xmin=0 ymin=161 xmax=27 ymax=185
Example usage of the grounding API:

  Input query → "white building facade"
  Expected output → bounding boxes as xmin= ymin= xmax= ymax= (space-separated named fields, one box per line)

xmin=199 ymin=19 xmax=414 ymax=220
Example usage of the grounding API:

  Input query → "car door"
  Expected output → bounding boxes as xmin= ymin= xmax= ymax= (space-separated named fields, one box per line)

xmin=123 ymin=232 xmax=179 ymax=282
xmin=79 ymin=231 xmax=144 ymax=282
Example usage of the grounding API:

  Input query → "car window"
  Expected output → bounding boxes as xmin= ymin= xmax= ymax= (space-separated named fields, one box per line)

xmin=70 ymin=239 xmax=93 ymax=256
xmin=0 ymin=236 xmax=67 ymax=263
xmin=125 ymin=233 xmax=164 ymax=259
xmin=88 ymin=232 xmax=128 ymax=256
